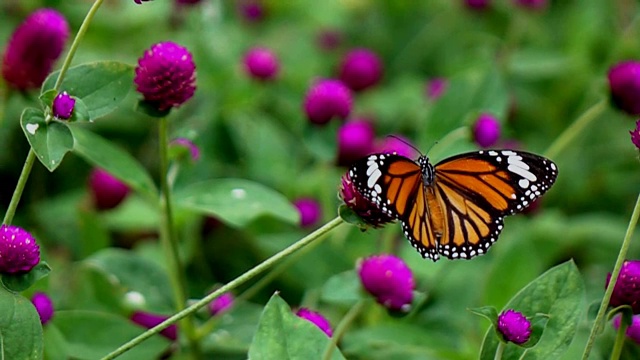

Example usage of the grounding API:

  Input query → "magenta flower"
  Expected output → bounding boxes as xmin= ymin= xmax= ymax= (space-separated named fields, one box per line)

xmin=88 ymin=168 xmax=130 ymax=211
xmin=316 ymin=29 xmax=343 ymax=52
xmin=130 ymin=311 xmax=177 ymax=341
xmin=473 ymin=113 xmax=501 ymax=148
xmin=608 ymin=61 xmax=640 ymax=116
xmin=357 ymin=254 xmax=415 ymax=312
xmin=31 ymin=292 xmax=54 ymax=325
xmin=426 ymin=78 xmax=448 ymax=100
xmin=337 ymin=119 xmax=376 ymax=166
xmin=613 ymin=314 xmax=640 ymax=345
xmin=134 ymin=42 xmax=196 ymax=112
xmin=170 ymin=138 xmax=200 ymax=162
xmin=631 ymin=120 xmax=640 ymax=150
xmin=209 ymin=292 xmax=234 ymax=316
xmin=497 ymin=309 xmax=531 ymax=344
xmin=293 ymin=198 xmax=322 ymax=228
xmin=513 ymin=0 xmax=547 ymax=9
xmin=243 ymin=47 xmax=279 ymax=81
xmin=52 ymin=91 xmax=75 ymax=119
xmin=303 ymin=79 xmax=353 ymax=125
xmin=295 ymin=308 xmax=333 ymax=337
xmin=606 ymin=260 xmax=640 ymax=313
xmin=375 ymin=135 xmax=418 ymax=159
xmin=339 ymin=173 xmax=395 ymax=228
xmin=1 ymin=8 xmax=70 ymax=90
xmin=339 ymin=48 xmax=383 ymax=92
xmin=0 ymin=225 xmax=40 ymax=274
xmin=465 ymin=0 xmax=491 ymax=10
xmin=238 ymin=0 xmax=265 ymax=23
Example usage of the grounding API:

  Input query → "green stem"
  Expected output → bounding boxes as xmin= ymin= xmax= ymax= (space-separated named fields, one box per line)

xmin=494 ymin=342 xmax=505 ymax=360
xmin=581 ymin=193 xmax=640 ymax=360
xmin=2 ymin=149 xmax=36 ymax=225
xmin=53 ymin=0 xmax=104 ymax=92
xmin=544 ymin=99 xmax=607 ymax=160
xmin=101 ymin=216 xmax=345 ymax=360
xmin=610 ymin=316 xmax=629 ymax=360
xmin=322 ymin=300 xmax=365 ymax=360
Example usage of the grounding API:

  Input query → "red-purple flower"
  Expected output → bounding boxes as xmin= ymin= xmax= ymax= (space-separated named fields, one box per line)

xmin=316 ymin=29 xmax=343 ymax=52
xmin=170 ymin=138 xmax=200 ymax=162
xmin=88 ymin=168 xmax=130 ymax=211
xmin=0 ymin=225 xmax=40 ymax=274
xmin=295 ymin=308 xmax=333 ymax=337
xmin=630 ymin=120 xmax=640 ymax=150
xmin=31 ymin=292 xmax=54 ymax=325
xmin=613 ymin=314 xmax=640 ymax=345
xmin=375 ymin=135 xmax=418 ymax=159
xmin=426 ymin=78 xmax=448 ymax=100
xmin=238 ymin=0 xmax=265 ymax=23
xmin=357 ymin=254 xmax=415 ymax=312
xmin=130 ymin=311 xmax=177 ymax=341
xmin=134 ymin=42 xmax=196 ymax=112
xmin=606 ymin=260 xmax=640 ymax=314
xmin=465 ymin=0 xmax=491 ymax=10
xmin=303 ymin=79 xmax=353 ymax=125
xmin=608 ymin=61 xmax=640 ymax=116
xmin=339 ymin=48 xmax=383 ymax=92
xmin=52 ymin=91 xmax=75 ymax=119
xmin=473 ymin=113 xmax=501 ymax=148
xmin=1 ymin=8 xmax=70 ymax=90
xmin=339 ymin=173 xmax=395 ymax=228
xmin=209 ymin=292 xmax=234 ymax=316
xmin=497 ymin=309 xmax=531 ymax=344
xmin=294 ymin=198 xmax=322 ymax=228
xmin=243 ymin=47 xmax=279 ymax=81
xmin=337 ymin=119 xmax=376 ymax=166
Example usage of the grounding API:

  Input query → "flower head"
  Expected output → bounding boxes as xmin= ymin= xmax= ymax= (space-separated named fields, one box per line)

xmin=170 ymin=138 xmax=200 ymax=162
xmin=238 ymin=0 xmax=265 ymax=23
xmin=630 ymin=120 xmax=640 ymax=150
xmin=339 ymin=173 xmax=395 ymax=228
xmin=295 ymin=308 xmax=333 ymax=337
xmin=337 ymin=119 xmax=375 ymax=166
xmin=0 ymin=225 xmax=40 ymax=274
xmin=513 ymin=0 xmax=547 ymax=10
xmin=613 ymin=314 xmax=640 ymax=345
xmin=465 ymin=0 xmax=491 ymax=10
xmin=473 ymin=113 xmax=501 ymax=148
xmin=31 ymin=292 xmax=54 ymax=325
xmin=357 ymin=254 xmax=415 ymax=312
xmin=134 ymin=42 xmax=196 ymax=112
xmin=243 ymin=47 xmax=279 ymax=81
xmin=426 ymin=78 xmax=448 ymax=100
xmin=130 ymin=311 xmax=177 ymax=341
xmin=375 ymin=135 xmax=418 ymax=159
xmin=317 ymin=29 xmax=343 ymax=52
xmin=606 ymin=260 xmax=640 ymax=313
xmin=88 ymin=168 xmax=130 ymax=211
xmin=339 ymin=49 xmax=383 ymax=92
xmin=209 ymin=292 xmax=234 ymax=316
xmin=608 ymin=61 xmax=640 ymax=116
xmin=52 ymin=91 xmax=75 ymax=119
xmin=303 ymin=79 xmax=353 ymax=125
xmin=497 ymin=309 xmax=531 ymax=344
xmin=2 ymin=9 xmax=70 ymax=90
xmin=294 ymin=198 xmax=322 ymax=228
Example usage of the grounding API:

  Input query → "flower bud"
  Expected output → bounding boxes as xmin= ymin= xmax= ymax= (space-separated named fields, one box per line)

xmin=473 ymin=113 xmax=501 ymax=148
xmin=243 ymin=47 xmax=279 ymax=81
xmin=209 ymin=292 xmax=234 ymax=316
xmin=293 ymin=198 xmax=322 ymax=228
xmin=295 ymin=308 xmax=333 ymax=337
xmin=339 ymin=49 xmax=383 ymax=92
xmin=0 ymin=225 xmax=40 ymax=274
xmin=88 ymin=169 xmax=130 ymax=211
xmin=357 ymin=254 xmax=415 ymax=312
xmin=497 ymin=309 xmax=531 ymax=344
xmin=170 ymin=138 xmax=200 ymax=162
xmin=303 ymin=79 xmax=352 ymax=125
xmin=52 ymin=91 xmax=75 ymax=119
xmin=31 ymin=292 xmax=54 ymax=325
xmin=130 ymin=311 xmax=177 ymax=341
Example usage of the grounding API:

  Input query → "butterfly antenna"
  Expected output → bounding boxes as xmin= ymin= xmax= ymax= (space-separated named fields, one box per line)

xmin=386 ymin=134 xmax=424 ymax=156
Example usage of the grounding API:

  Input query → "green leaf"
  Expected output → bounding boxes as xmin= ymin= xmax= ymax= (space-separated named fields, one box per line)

xmin=43 ymin=324 xmax=70 ymax=360
xmin=174 ymin=179 xmax=299 ymax=228
xmin=20 ymin=108 xmax=74 ymax=172
xmin=338 ymin=204 xmax=368 ymax=229
xmin=248 ymin=293 xmax=345 ymax=360
xmin=469 ymin=306 xmax=498 ymax=324
xmin=69 ymin=125 xmax=157 ymax=199
xmin=0 ymin=285 xmax=43 ymax=359
xmin=479 ymin=260 xmax=585 ymax=360
xmin=51 ymin=310 xmax=170 ymax=360
xmin=320 ymin=270 xmax=364 ymax=305
xmin=1 ymin=262 xmax=51 ymax=292
xmin=42 ymin=61 xmax=134 ymax=120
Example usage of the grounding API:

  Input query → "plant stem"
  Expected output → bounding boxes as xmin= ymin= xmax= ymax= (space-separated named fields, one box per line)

xmin=322 ymin=299 xmax=365 ymax=360
xmin=101 ymin=216 xmax=345 ymax=360
xmin=494 ymin=342 xmax=505 ymax=360
xmin=2 ymin=149 xmax=36 ymax=225
xmin=544 ymin=99 xmax=607 ymax=160
xmin=581 ymin=193 xmax=640 ymax=360
xmin=610 ymin=317 xmax=629 ymax=360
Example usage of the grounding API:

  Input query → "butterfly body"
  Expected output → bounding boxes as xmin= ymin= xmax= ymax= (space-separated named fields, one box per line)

xmin=348 ymin=149 xmax=558 ymax=261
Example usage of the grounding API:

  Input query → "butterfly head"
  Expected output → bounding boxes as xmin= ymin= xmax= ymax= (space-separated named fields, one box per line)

xmin=417 ymin=155 xmax=435 ymax=186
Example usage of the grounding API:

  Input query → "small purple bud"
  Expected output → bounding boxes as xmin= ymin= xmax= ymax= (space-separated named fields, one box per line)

xmin=130 ymin=311 xmax=177 ymax=341
xmin=293 ymin=198 xmax=322 ymax=228
xmin=606 ymin=260 xmax=640 ymax=314
xmin=170 ymin=138 xmax=200 ymax=162
xmin=295 ymin=308 xmax=333 ymax=337
xmin=613 ymin=314 xmax=640 ymax=345
xmin=426 ymin=78 xmax=448 ymax=100
xmin=631 ymin=120 xmax=640 ymax=150
xmin=31 ymin=292 xmax=54 ymax=325
xmin=1 ymin=9 xmax=70 ymax=90
xmin=375 ymin=135 xmax=418 ymax=159
xmin=337 ymin=119 xmax=376 ymax=166
xmin=473 ymin=113 xmax=501 ymax=148
xmin=134 ymin=42 xmax=196 ymax=112
xmin=465 ymin=0 xmax=491 ymax=10
xmin=52 ymin=91 xmax=75 ymax=119
xmin=339 ymin=48 xmax=383 ymax=92
xmin=497 ymin=309 xmax=532 ymax=344
xmin=88 ymin=168 xmax=130 ymax=211
xmin=513 ymin=0 xmax=547 ymax=10
xmin=303 ymin=79 xmax=353 ymax=125
xmin=209 ymin=292 xmax=234 ymax=316
xmin=608 ymin=61 xmax=640 ymax=116
xmin=357 ymin=254 xmax=415 ymax=312
xmin=243 ymin=47 xmax=279 ymax=81
xmin=0 ymin=225 xmax=40 ymax=274
xmin=238 ymin=0 xmax=265 ymax=23
xmin=316 ymin=29 xmax=343 ymax=52
xmin=339 ymin=173 xmax=395 ymax=228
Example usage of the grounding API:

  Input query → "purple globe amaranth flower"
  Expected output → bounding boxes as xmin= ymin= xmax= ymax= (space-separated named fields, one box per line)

xmin=608 ymin=61 xmax=640 ymax=116
xmin=170 ymin=138 xmax=200 ymax=162
xmin=514 ymin=0 xmax=547 ymax=10
xmin=426 ymin=78 xmax=448 ymax=100
xmin=295 ymin=308 xmax=333 ymax=337
xmin=317 ymin=29 xmax=343 ymax=52
xmin=52 ymin=91 xmax=75 ymax=119
xmin=613 ymin=314 xmax=640 ymax=345
xmin=303 ymin=79 xmax=353 ymax=125
xmin=339 ymin=48 xmax=383 ymax=92
xmin=497 ymin=309 xmax=531 ymax=344
xmin=631 ymin=120 xmax=640 ymax=150
xmin=473 ymin=113 xmax=501 ymax=148
xmin=238 ymin=0 xmax=265 ymax=23
xmin=2 ymin=9 xmax=70 ymax=90
xmin=0 ymin=225 xmax=40 ymax=274
xmin=293 ymin=198 xmax=322 ymax=228
xmin=339 ymin=172 xmax=395 ymax=228
xmin=130 ymin=311 xmax=177 ymax=341
xmin=31 ymin=292 xmax=54 ymax=325
xmin=243 ymin=47 xmax=279 ymax=81
xmin=89 ymin=168 xmax=130 ymax=211
xmin=375 ymin=135 xmax=418 ymax=159
xmin=134 ymin=42 xmax=196 ymax=112
xmin=357 ymin=254 xmax=415 ymax=312
xmin=337 ymin=119 xmax=376 ymax=166
xmin=209 ymin=292 xmax=234 ymax=316
xmin=465 ymin=0 xmax=491 ymax=10
xmin=606 ymin=260 xmax=640 ymax=313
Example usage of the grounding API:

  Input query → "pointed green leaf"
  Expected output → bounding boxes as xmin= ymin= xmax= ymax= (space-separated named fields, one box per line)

xmin=0 ymin=286 xmax=43 ymax=359
xmin=20 ymin=108 xmax=74 ymax=171
xmin=1 ymin=262 xmax=51 ymax=292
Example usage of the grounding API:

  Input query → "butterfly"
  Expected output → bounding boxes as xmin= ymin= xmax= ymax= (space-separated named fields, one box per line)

xmin=348 ymin=149 xmax=558 ymax=261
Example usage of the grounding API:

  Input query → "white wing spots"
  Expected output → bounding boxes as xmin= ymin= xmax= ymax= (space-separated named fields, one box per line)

xmin=501 ymin=150 xmax=517 ymax=156
xmin=374 ymin=184 xmax=382 ymax=194
xmin=488 ymin=150 xmax=498 ymax=156
xmin=506 ymin=154 xmax=537 ymax=188
xmin=366 ymin=158 xmax=382 ymax=189
xmin=518 ymin=179 xmax=530 ymax=188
